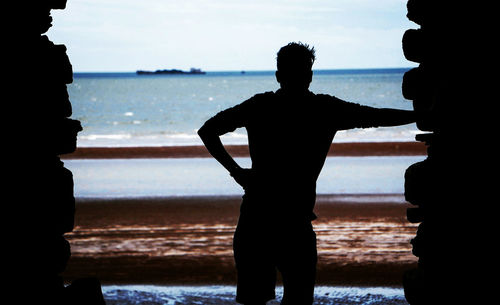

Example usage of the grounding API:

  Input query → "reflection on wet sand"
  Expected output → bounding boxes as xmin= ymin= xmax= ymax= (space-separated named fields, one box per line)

xmin=62 ymin=195 xmax=417 ymax=286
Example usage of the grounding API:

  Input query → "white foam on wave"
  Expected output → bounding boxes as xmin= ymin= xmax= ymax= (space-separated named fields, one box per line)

xmin=76 ymin=132 xmax=250 ymax=147
xmin=76 ymin=126 xmax=420 ymax=147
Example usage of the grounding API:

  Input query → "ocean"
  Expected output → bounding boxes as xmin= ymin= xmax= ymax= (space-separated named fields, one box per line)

xmin=69 ymin=68 xmax=418 ymax=147
xmin=65 ymin=156 xmax=424 ymax=198
xmin=66 ymin=67 xmax=425 ymax=198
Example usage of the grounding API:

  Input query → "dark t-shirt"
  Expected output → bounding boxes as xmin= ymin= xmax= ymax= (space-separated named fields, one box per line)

xmin=203 ymin=89 xmax=383 ymax=221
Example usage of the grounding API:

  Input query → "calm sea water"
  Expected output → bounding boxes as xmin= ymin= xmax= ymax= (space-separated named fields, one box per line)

xmin=69 ymin=69 xmax=418 ymax=147
xmin=65 ymin=156 xmax=425 ymax=197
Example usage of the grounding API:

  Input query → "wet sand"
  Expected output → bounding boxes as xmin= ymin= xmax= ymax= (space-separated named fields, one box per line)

xmin=62 ymin=195 xmax=418 ymax=286
xmin=62 ymin=141 xmax=426 ymax=159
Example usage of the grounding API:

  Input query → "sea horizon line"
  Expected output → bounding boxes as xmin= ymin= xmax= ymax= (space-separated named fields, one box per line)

xmin=73 ymin=67 xmax=414 ymax=76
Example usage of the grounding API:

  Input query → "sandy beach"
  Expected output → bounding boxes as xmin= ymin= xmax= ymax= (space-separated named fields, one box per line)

xmin=61 ymin=194 xmax=418 ymax=287
xmin=62 ymin=142 xmax=426 ymax=293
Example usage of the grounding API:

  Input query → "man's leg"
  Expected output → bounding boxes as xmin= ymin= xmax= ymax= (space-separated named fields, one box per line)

xmin=277 ymin=224 xmax=317 ymax=305
xmin=280 ymin=266 xmax=316 ymax=305
xmin=233 ymin=213 xmax=277 ymax=305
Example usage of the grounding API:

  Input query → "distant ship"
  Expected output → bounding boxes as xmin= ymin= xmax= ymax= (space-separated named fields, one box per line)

xmin=136 ymin=68 xmax=206 ymax=75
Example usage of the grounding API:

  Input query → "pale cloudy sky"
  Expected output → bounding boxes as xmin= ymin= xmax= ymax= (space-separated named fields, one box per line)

xmin=49 ymin=0 xmax=417 ymax=72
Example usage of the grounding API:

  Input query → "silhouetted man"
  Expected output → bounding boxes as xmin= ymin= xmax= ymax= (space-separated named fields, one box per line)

xmin=198 ymin=42 xmax=416 ymax=305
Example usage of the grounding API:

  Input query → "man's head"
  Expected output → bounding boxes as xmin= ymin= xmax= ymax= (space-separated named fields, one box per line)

xmin=276 ymin=42 xmax=316 ymax=92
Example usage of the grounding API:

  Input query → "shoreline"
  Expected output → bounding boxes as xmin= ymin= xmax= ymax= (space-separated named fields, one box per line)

xmin=61 ymin=141 xmax=426 ymax=159
xmin=98 ymin=285 xmax=409 ymax=305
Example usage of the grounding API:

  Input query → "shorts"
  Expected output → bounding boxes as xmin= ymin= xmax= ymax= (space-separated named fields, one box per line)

xmin=233 ymin=212 xmax=317 ymax=305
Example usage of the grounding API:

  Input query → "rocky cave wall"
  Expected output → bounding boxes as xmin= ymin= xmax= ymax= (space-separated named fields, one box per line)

xmin=7 ymin=1 xmax=105 ymax=304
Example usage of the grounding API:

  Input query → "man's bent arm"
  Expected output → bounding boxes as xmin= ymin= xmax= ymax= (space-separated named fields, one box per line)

xmin=198 ymin=123 xmax=242 ymax=175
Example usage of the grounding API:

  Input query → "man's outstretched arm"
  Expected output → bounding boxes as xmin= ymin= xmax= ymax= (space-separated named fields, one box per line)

xmin=337 ymin=101 xmax=417 ymax=129
xmin=367 ymin=108 xmax=417 ymax=127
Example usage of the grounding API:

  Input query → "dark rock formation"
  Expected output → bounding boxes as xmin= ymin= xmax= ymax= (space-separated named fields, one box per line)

xmin=401 ymin=1 xmax=485 ymax=304
xmin=6 ymin=1 xmax=105 ymax=304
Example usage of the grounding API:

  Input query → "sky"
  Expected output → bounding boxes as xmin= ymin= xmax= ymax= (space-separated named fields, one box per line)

xmin=49 ymin=0 xmax=417 ymax=72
